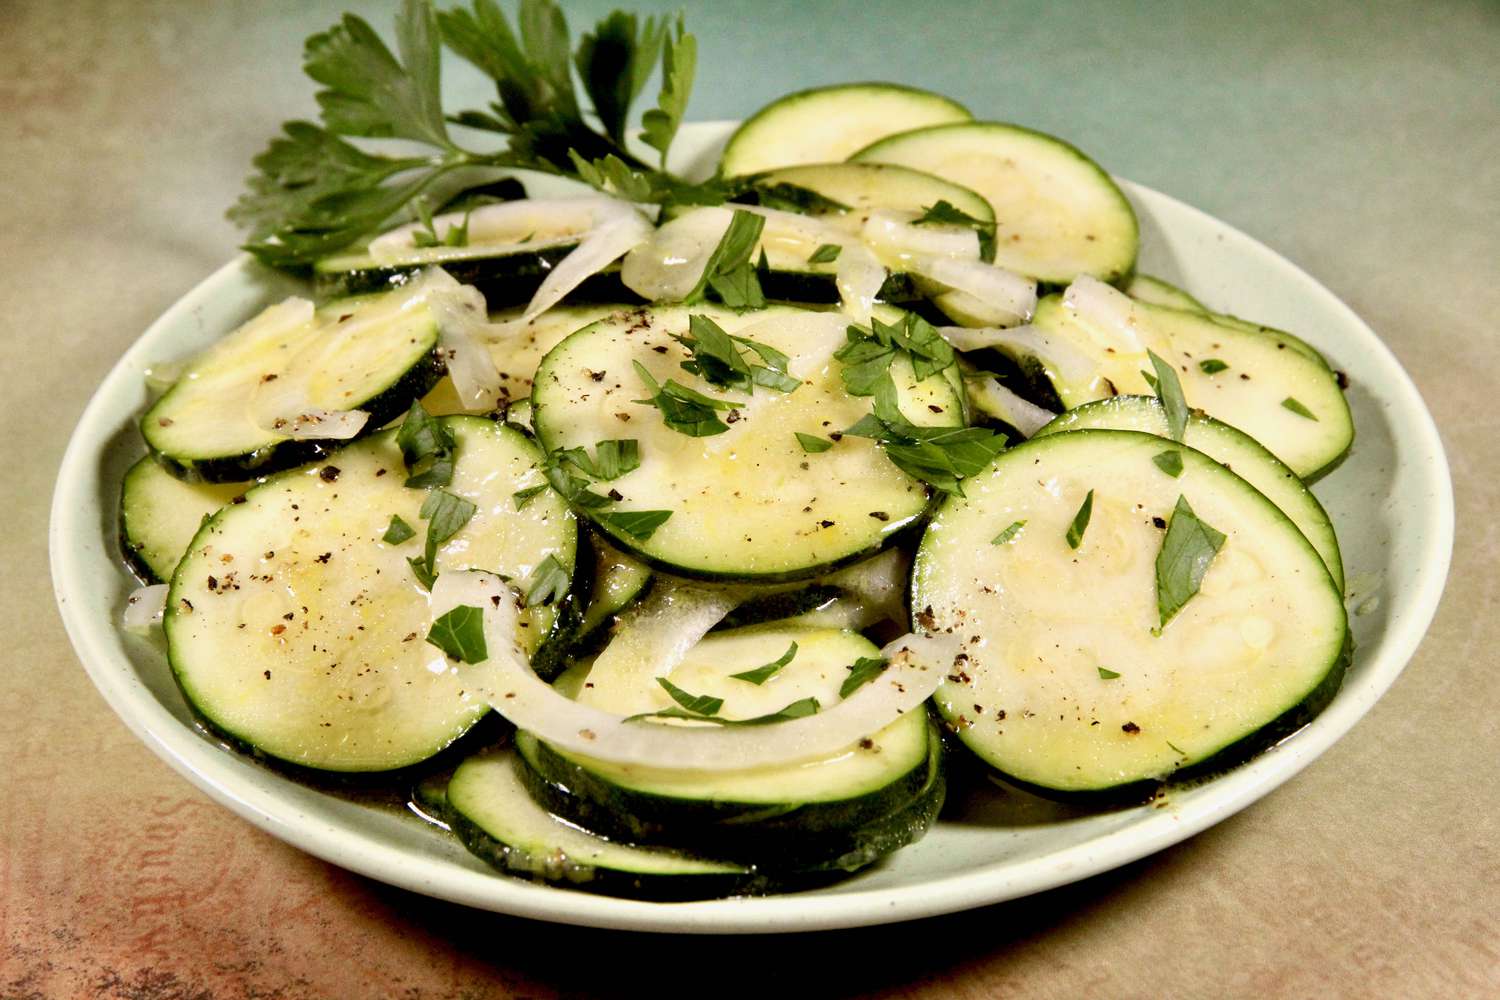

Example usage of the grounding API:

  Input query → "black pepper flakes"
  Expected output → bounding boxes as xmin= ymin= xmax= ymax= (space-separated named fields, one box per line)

xmin=319 ymin=465 xmax=341 ymax=482
xmin=1122 ymin=721 xmax=1141 ymax=734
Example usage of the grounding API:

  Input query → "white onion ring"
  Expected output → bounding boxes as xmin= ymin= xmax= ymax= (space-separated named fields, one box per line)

xmin=910 ymin=256 xmax=1037 ymax=327
xmin=966 ymin=376 xmax=1058 ymax=437
xmin=412 ymin=268 xmax=504 ymax=412
xmin=368 ymin=197 xmax=634 ymax=262
xmin=621 ymin=207 xmax=734 ymax=302
xmin=122 ymin=584 xmax=169 ymax=631
xmin=523 ymin=212 xmax=653 ymax=322
xmin=823 ymin=547 xmax=909 ymax=628
xmin=1062 ymin=274 xmax=1146 ymax=353
xmin=937 ymin=324 xmax=1097 ymax=384
xmin=836 ymin=243 xmax=887 ymax=324
xmin=861 ymin=210 xmax=980 ymax=264
xmin=431 ymin=572 xmax=953 ymax=771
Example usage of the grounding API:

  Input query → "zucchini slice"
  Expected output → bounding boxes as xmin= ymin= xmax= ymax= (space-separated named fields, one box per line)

xmin=745 ymin=161 xmax=994 ymax=234
xmin=720 ymin=83 xmax=972 ymax=177
xmin=442 ymin=751 xmax=763 ymax=900
xmin=911 ymin=430 xmax=1348 ymax=799
xmin=573 ymin=537 xmax=654 ymax=647
xmin=119 ymin=456 xmax=252 ymax=583
xmin=531 ymin=304 xmax=961 ymax=581
xmin=1124 ymin=274 xmax=1206 ymax=312
xmin=143 ymin=291 xmax=444 ymax=482
xmin=165 ymin=416 xmax=578 ymax=772
xmin=1025 ymin=293 xmax=1353 ymax=480
xmin=1034 ymin=396 xmax=1344 ymax=592
xmin=852 ymin=122 xmax=1139 ymax=286
xmin=518 ymin=624 xmax=942 ymax=868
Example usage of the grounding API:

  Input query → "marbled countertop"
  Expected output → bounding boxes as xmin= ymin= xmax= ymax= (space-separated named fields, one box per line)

xmin=6 ymin=1 xmax=1497 ymax=996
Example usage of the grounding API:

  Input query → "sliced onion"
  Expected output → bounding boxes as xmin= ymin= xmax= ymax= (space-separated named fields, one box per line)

xmin=368 ymin=197 xmax=631 ymax=263
xmin=823 ymin=548 xmax=909 ymax=628
xmin=1062 ymin=274 xmax=1146 ymax=353
xmin=432 ymin=572 xmax=955 ymax=771
xmin=621 ymin=206 xmax=733 ymax=302
xmin=938 ymin=324 xmax=1097 ymax=384
xmin=836 ymin=243 xmax=887 ymax=324
xmin=413 ymin=268 xmax=504 ymax=412
xmin=122 ymin=583 xmax=169 ymax=631
xmin=861 ymin=210 xmax=980 ymax=264
xmin=909 ymin=256 xmax=1037 ymax=327
xmin=966 ymin=376 xmax=1058 ymax=437
xmin=523 ymin=211 xmax=653 ymax=322
xmin=730 ymin=204 xmax=855 ymax=244
xmin=575 ymin=582 xmax=744 ymax=715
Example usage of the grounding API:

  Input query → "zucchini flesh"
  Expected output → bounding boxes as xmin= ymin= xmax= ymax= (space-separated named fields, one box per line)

xmin=911 ymin=430 xmax=1347 ymax=798
xmin=1026 ymin=294 xmax=1353 ymax=480
xmin=443 ymin=751 xmax=764 ymax=900
xmin=1034 ymin=396 xmax=1344 ymax=592
xmin=120 ymin=456 xmax=251 ymax=583
xmin=852 ymin=122 xmax=1138 ymax=286
xmin=143 ymin=290 xmax=444 ymax=482
xmin=1125 ymin=274 xmax=1206 ymax=312
xmin=574 ymin=537 xmax=654 ymax=645
xmin=746 ymin=161 xmax=994 ymax=235
xmin=531 ymin=304 xmax=961 ymax=581
xmin=165 ymin=417 xmax=577 ymax=772
xmin=720 ymin=83 xmax=972 ymax=177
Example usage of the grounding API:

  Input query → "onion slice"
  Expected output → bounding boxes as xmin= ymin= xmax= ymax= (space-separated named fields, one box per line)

xmin=909 ymin=256 xmax=1037 ymax=327
xmin=861 ymin=210 xmax=980 ymax=264
xmin=937 ymin=324 xmax=1097 ymax=385
xmin=836 ymin=243 xmax=887 ymax=324
xmin=966 ymin=376 xmax=1058 ymax=437
xmin=367 ymin=197 xmax=632 ymax=262
xmin=621 ymin=207 xmax=734 ymax=302
xmin=431 ymin=572 xmax=954 ymax=771
xmin=823 ymin=548 xmax=910 ymax=629
xmin=122 ymin=583 xmax=169 ymax=631
xmin=1062 ymin=274 xmax=1146 ymax=353
xmin=522 ymin=211 xmax=653 ymax=322
xmin=415 ymin=268 xmax=504 ymax=412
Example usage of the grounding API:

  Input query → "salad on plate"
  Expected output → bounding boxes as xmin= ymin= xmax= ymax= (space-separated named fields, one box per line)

xmin=113 ymin=0 xmax=1353 ymax=901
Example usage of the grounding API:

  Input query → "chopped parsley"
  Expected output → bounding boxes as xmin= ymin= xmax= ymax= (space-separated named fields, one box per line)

xmin=1145 ymin=350 xmax=1189 ymax=442
xmin=656 ymin=677 xmax=724 ymax=717
xmin=382 ymin=514 xmax=415 ymax=544
xmin=1198 ymin=358 xmax=1229 ymax=375
xmin=553 ymin=439 xmax=641 ymax=481
xmin=1152 ymin=449 xmax=1184 ymax=478
xmin=1282 ymin=396 xmax=1318 ymax=420
xmin=525 ymin=553 xmax=571 ymax=607
xmin=395 ymin=400 xmax=456 ymax=488
xmin=1066 ymin=489 xmax=1095 ymax=550
xmin=795 ymin=432 xmax=833 ymax=454
xmin=426 ymin=604 xmax=487 ymax=664
xmin=685 ymin=209 xmax=766 ymax=307
xmin=632 ymin=360 xmax=741 ymax=436
xmin=1155 ymin=495 xmax=1227 ymax=626
xmin=511 ymin=483 xmax=548 ymax=510
xmin=807 ymin=243 xmax=842 ymax=264
xmin=1097 ymin=666 xmax=1121 ymax=680
xmin=676 ymin=314 xmax=799 ymax=395
xmin=840 ymin=656 xmax=888 ymax=699
xmin=730 ymin=642 xmax=798 ymax=685
xmin=991 ymin=520 xmax=1027 ymax=545
xmin=597 ymin=508 xmax=673 ymax=540
xmin=835 ymin=312 xmax=955 ymax=391
xmin=842 ymin=374 xmax=1006 ymax=495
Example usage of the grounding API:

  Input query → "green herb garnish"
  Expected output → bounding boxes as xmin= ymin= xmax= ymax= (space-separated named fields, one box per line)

xmin=1066 ymin=489 xmax=1095 ymax=549
xmin=1198 ymin=358 xmax=1229 ymax=375
xmin=1152 ymin=449 xmax=1184 ymax=478
xmin=1146 ymin=350 xmax=1189 ymax=442
xmin=597 ymin=508 xmax=673 ymax=540
xmin=632 ymin=360 xmax=741 ymax=437
xmin=407 ymin=556 xmax=437 ymax=591
xmin=730 ymin=642 xmax=798 ymax=685
xmin=395 ymin=400 xmax=456 ymax=488
xmin=554 ymin=439 xmax=641 ymax=481
xmin=808 ymin=243 xmax=842 ymax=264
xmin=835 ymin=312 xmax=955 ymax=392
xmin=656 ymin=676 xmax=723 ymax=717
xmin=1097 ymin=666 xmax=1121 ymax=680
xmin=382 ymin=514 xmax=416 ymax=544
xmin=1282 ymin=396 xmax=1318 ymax=420
xmin=512 ymin=483 xmax=548 ymax=509
xmin=842 ymin=374 xmax=1007 ymax=495
xmin=840 ymin=656 xmax=888 ymax=699
xmin=418 ymin=487 xmax=477 ymax=580
xmin=675 ymin=314 xmax=798 ymax=395
xmin=426 ymin=604 xmax=488 ymax=663
xmin=991 ymin=520 xmax=1027 ymax=545
xmin=795 ymin=432 xmax=833 ymax=454
xmin=685 ymin=209 xmax=766 ymax=307
xmin=525 ymin=553 xmax=572 ymax=607
xmin=1155 ymin=495 xmax=1227 ymax=626
xmin=913 ymin=199 xmax=997 ymax=256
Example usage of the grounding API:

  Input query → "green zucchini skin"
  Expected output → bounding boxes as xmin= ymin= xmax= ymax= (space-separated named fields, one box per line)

xmin=713 ymin=584 xmax=843 ymax=632
xmin=118 ymin=456 xmax=251 ymax=583
xmin=514 ymin=723 xmax=944 ymax=871
xmin=145 ymin=349 xmax=446 ymax=484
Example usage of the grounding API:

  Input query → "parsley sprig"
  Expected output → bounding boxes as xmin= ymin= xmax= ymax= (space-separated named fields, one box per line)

xmin=842 ymin=375 xmax=1007 ymax=495
xmin=230 ymin=0 xmax=721 ymax=268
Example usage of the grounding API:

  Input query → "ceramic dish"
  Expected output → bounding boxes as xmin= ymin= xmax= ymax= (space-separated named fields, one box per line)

xmin=50 ymin=122 xmax=1452 ymax=933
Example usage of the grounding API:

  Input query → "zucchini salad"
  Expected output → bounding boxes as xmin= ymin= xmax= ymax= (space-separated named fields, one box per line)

xmin=116 ymin=1 xmax=1352 ymax=900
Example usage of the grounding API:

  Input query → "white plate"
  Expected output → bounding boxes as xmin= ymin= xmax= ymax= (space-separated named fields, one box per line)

xmin=50 ymin=122 xmax=1452 ymax=934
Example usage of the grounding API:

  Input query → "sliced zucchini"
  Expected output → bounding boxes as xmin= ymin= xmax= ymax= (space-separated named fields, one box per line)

xmin=1125 ymin=274 xmax=1205 ymax=311
xmin=852 ymin=122 xmax=1138 ymax=286
xmin=143 ymin=290 xmax=444 ymax=482
xmin=518 ymin=624 xmax=941 ymax=868
xmin=165 ymin=417 xmax=578 ymax=772
xmin=746 ymin=161 xmax=993 ymax=234
xmin=120 ymin=456 xmax=252 ymax=583
xmin=1026 ymin=293 xmax=1353 ymax=479
xmin=720 ymin=83 xmax=972 ymax=177
xmin=574 ymin=537 xmax=654 ymax=646
xmin=911 ymin=429 xmax=1348 ymax=799
xmin=1034 ymin=395 xmax=1344 ymax=592
xmin=443 ymin=751 xmax=764 ymax=900
xmin=531 ymin=304 xmax=960 ymax=581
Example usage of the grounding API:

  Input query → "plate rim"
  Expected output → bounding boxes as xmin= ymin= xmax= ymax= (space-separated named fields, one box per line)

xmin=49 ymin=124 xmax=1454 ymax=935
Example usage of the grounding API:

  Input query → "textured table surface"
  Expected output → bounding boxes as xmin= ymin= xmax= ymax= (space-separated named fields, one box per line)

xmin=5 ymin=1 xmax=1498 ymax=996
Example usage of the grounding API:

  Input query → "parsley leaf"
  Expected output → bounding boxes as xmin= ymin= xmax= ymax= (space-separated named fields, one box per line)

xmin=840 ymin=656 xmax=888 ymax=699
xmin=512 ymin=484 xmax=548 ymax=510
xmin=574 ymin=11 xmax=666 ymax=146
xmin=1152 ymin=449 xmax=1185 ymax=478
xmin=1098 ymin=666 xmax=1121 ymax=680
xmin=1146 ymin=350 xmax=1190 ymax=442
xmin=677 ymin=315 xmax=799 ymax=394
xmin=657 ymin=676 xmax=723 ymax=717
xmin=796 ymin=432 xmax=833 ymax=454
xmin=1155 ymin=495 xmax=1227 ymax=626
xmin=407 ymin=555 xmax=437 ymax=591
xmin=914 ymin=199 xmax=997 ymax=257
xmin=420 ymin=488 xmax=477 ymax=576
xmin=1066 ymin=489 xmax=1095 ymax=549
xmin=525 ymin=553 xmax=571 ymax=607
xmin=395 ymin=400 xmax=456 ymax=488
xmin=554 ymin=439 xmax=641 ymax=481
xmin=597 ymin=508 xmax=673 ymax=540
xmin=836 ymin=313 xmax=955 ymax=391
xmin=725 ymin=697 xmax=820 ymax=725
xmin=730 ymin=642 xmax=798 ymax=685
xmin=1282 ymin=396 xmax=1319 ymax=420
xmin=808 ymin=243 xmax=842 ymax=264
xmin=383 ymin=514 xmax=416 ymax=544
xmin=639 ymin=17 xmax=694 ymax=168
xmin=1199 ymin=358 xmax=1229 ymax=375
xmin=991 ymin=520 xmax=1026 ymax=545
xmin=426 ymin=604 xmax=487 ymax=663
xmin=685 ymin=210 xmax=766 ymax=306
xmin=842 ymin=374 xmax=1007 ymax=495
xmin=632 ymin=360 xmax=741 ymax=436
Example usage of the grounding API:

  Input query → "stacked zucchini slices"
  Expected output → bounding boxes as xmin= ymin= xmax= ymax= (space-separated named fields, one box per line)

xmin=120 ymin=81 xmax=1352 ymax=900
